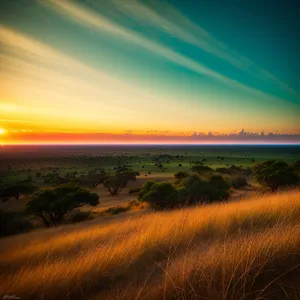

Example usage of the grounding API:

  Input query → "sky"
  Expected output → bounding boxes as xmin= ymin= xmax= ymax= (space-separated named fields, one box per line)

xmin=0 ymin=0 xmax=299 ymax=144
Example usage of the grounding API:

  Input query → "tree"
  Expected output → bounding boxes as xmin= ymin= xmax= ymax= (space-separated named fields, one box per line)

xmin=252 ymin=160 xmax=298 ymax=192
xmin=174 ymin=171 xmax=188 ymax=185
xmin=103 ymin=171 xmax=138 ymax=196
xmin=87 ymin=169 xmax=108 ymax=187
xmin=191 ymin=164 xmax=213 ymax=176
xmin=140 ymin=181 xmax=179 ymax=209
xmin=181 ymin=175 xmax=229 ymax=204
xmin=138 ymin=181 xmax=156 ymax=200
xmin=26 ymin=184 xmax=99 ymax=227
xmin=0 ymin=183 xmax=38 ymax=200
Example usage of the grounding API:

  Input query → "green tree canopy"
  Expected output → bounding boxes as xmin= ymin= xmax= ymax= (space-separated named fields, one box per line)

xmin=174 ymin=171 xmax=189 ymax=185
xmin=0 ymin=183 xmax=38 ymax=200
xmin=181 ymin=175 xmax=230 ymax=204
xmin=191 ymin=165 xmax=213 ymax=176
xmin=139 ymin=181 xmax=179 ymax=209
xmin=26 ymin=184 xmax=99 ymax=227
xmin=252 ymin=160 xmax=298 ymax=192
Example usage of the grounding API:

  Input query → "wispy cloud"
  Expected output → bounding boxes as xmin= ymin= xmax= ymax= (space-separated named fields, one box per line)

xmin=1 ymin=25 xmax=217 ymax=132
xmin=42 ymin=0 xmax=298 ymax=107
xmin=110 ymin=0 xmax=299 ymax=98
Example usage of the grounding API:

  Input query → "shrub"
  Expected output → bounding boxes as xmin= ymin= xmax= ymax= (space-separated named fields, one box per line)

xmin=69 ymin=211 xmax=93 ymax=223
xmin=103 ymin=206 xmax=129 ymax=215
xmin=231 ymin=176 xmax=248 ymax=189
xmin=140 ymin=182 xmax=179 ymax=209
xmin=138 ymin=181 xmax=156 ymax=200
xmin=181 ymin=175 xmax=230 ymax=204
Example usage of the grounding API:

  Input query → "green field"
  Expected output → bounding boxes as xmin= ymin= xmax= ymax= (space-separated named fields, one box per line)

xmin=1 ymin=145 xmax=299 ymax=186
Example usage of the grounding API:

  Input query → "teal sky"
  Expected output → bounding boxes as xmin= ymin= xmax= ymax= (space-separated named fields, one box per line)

xmin=0 ymin=0 xmax=299 ymax=144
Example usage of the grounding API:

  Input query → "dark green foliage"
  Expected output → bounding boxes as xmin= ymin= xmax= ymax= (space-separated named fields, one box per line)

xmin=231 ymin=176 xmax=248 ymax=189
xmin=26 ymin=184 xmax=99 ymax=227
xmin=87 ymin=169 xmax=108 ymax=187
xmin=191 ymin=165 xmax=212 ymax=175
xmin=181 ymin=175 xmax=230 ymax=204
xmin=138 ymin=181 xmax=156 ymax=200
xmin=0 ymin=210 xmax=33 ymax=236
xmin=174 ymin=171 xmax=188 ymax=185
xmin=104 ymin=171 xmax=138 ymax=196
xmin=69 ymin=211 xmax=93 ymax=223
xmin=0 ymin=183 xmax=38 ymax=200
xmin=216 ymin=165 xmax=252 ymax=176
xmin=253 ymin=160 xmax=298 ymax=192
xmin=140 ymin=181 xmax=179 ymax=209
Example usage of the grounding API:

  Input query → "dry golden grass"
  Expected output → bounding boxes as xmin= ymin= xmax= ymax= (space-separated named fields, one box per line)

xmin=1 ymin=190 xmax=300 ymax=299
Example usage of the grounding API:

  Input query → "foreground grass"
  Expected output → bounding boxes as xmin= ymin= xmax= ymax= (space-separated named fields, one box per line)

xmin=1 ymin=190 xmax=300 ymax=299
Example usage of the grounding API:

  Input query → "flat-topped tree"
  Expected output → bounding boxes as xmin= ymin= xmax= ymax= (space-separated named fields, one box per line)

xmin=104 ymin=171 xmax=139 ymax=196
xmin=191 ymin=165 xmax=213 ymax=176
xmin=26 ymin=184 xmax=99 ymax=227
xmin=253 ymin=160 xmax=298 ymax=192
xmin=87 ymin=169 xmax=108 ymax=187
xmin=0 ymin=183 xmax=38 ymax=201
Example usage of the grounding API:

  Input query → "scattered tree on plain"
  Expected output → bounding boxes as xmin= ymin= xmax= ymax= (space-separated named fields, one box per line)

xmin=252 ymin=160 xmax=298 ymax=192
xmin=0 ymin=183 xmax=38 ymax=201
xmin=26 ymin=184 xmax=99 ymax=227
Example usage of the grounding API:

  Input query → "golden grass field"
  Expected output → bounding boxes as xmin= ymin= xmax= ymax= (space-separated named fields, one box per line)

xmin=1 ymin=190 xmax=300 ymax=299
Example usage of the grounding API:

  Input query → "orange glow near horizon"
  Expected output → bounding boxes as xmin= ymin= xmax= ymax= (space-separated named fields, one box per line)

xmin=0 ymin=129 xmax=299 ymax=145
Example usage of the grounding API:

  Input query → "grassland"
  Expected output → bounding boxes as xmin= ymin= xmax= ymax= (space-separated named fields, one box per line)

xmin=1 ymin=145 xmax=299 ymax=186
xmin=1 ymin=190 xmax=300 ymax=299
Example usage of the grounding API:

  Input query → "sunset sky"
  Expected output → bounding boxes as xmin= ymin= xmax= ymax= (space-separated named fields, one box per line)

xmin=0 ymin=0 xmax=299 ymax=144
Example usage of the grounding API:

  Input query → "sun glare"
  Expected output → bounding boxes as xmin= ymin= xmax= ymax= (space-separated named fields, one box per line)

xmin=0 ymin=128 xmax=6 ymax=135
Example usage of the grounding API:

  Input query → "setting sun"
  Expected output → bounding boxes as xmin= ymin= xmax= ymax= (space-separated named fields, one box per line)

xmin=0 ymin=128 xmax=6 ymax=135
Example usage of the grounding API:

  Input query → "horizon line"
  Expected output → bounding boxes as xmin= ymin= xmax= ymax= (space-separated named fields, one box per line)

xmin=2 ymin=142 xmax=300 ymax=146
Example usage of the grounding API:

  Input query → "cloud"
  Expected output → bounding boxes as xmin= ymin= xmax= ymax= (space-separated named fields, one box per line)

xmin=0 ymin=25 xmax=181 ymax=128
xmin=42 ymin=0 xmax=298 ymax=107
xmin=110 ymin=0 xmax=299 ymax=97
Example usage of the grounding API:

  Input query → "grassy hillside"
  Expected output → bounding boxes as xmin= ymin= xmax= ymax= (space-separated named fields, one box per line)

xmin=1 ymin=190 xmax=300 ymax=299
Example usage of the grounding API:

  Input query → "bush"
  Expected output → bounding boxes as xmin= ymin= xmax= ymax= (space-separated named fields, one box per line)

xmin=181 ymin=175 xmax=230 ymax=204
xmin=231 ymin=176 xmax=248 ymax=189
xmin=140 ymin=182 xmax=179 ymax=209
xmin=103 ymin=206 xmax=129 ymax=215
xmin=0 ymin=210 xmax=33 ymax=236
xmin=69 ymin=211 xmax=93 ymax=223
xmin=138 ymin=181 xmax=156 ymax=200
